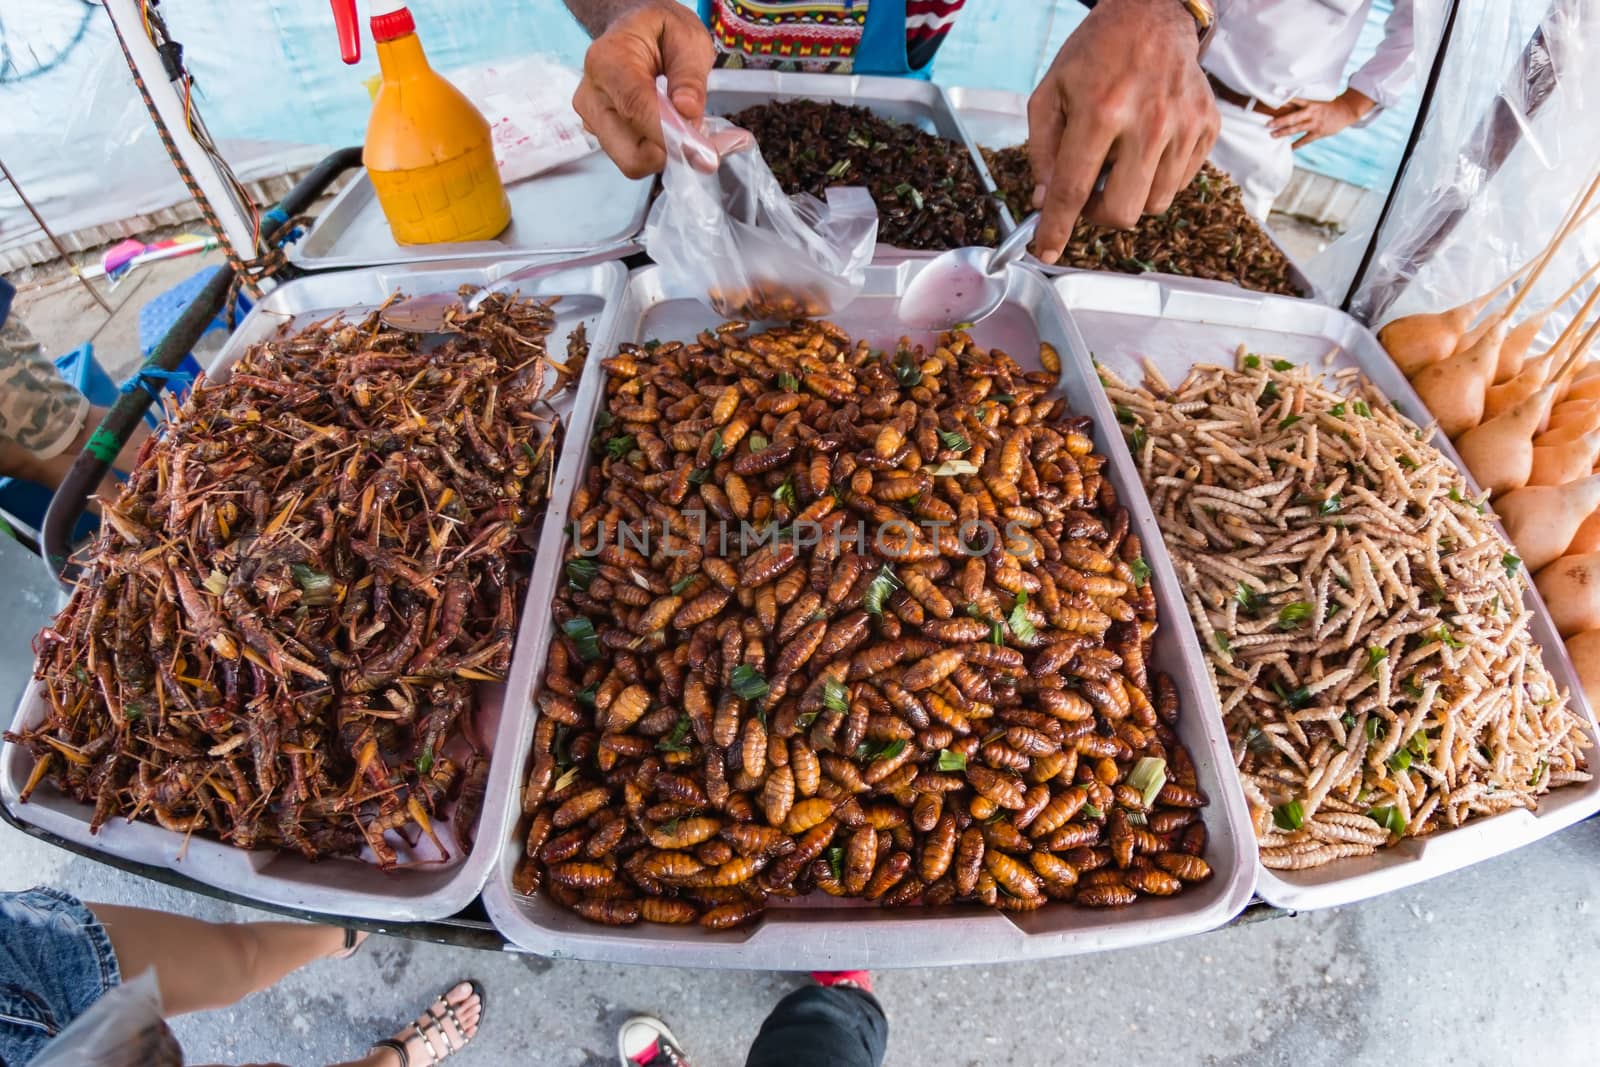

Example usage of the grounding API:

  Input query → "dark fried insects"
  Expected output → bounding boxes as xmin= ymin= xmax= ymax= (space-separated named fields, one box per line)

xmin=11 ymin=291 xmax=578 ymax=868
xmin=726 ymin=99 xmax=1000 ymax=252
xmin=515 ymin=319 xmax=1214 ymax=928
xmin=982 ymin=150 xmax=1301 ymax=298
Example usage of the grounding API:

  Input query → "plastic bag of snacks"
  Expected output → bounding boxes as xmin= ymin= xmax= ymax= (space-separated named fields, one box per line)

xmin=643 ymin=88 xmax=877 ymax=319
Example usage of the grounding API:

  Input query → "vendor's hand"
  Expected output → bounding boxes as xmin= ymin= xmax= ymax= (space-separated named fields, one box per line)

xmin=571 ymin=0 xmax=714 ymax=178
xmin=1027 ymin=0 xmax=1218 ymax=263
xmin=1268 ymin=89 xmax=1376 ymax=148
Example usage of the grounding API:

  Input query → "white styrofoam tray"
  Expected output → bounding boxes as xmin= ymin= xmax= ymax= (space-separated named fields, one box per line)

xmin=480 ymin=258 xmax=1257 ymax=968
xmin=1055 ymin=270 xmax=1600 ymax=911
xmin=0 ymin=258 xmax=629 ymax=922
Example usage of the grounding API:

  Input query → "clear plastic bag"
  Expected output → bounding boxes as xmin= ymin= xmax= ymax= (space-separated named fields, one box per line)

xmin=29 ymin=972 xmax=184 ymax=1067
xmin=643 ymin=89 xmax=878 ymax=320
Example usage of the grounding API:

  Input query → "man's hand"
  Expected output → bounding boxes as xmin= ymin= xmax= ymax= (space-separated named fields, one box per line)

xmin=1026 ymin=0 xmax=1218 ymax=263
xmin=1268 ymin=89 xmax=1376 ymax=149
xmin=569 ymin=0 xmax=714 ymax=178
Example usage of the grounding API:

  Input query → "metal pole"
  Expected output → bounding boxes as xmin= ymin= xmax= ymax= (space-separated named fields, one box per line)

xmin=0 ymin=156 xmax=114 ymax=315
xmin=98 ymin=0 xmax=258 ymax=259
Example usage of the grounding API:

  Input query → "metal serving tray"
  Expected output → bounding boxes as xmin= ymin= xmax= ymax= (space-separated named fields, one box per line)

xmin=945 ymin=86 xmax=1317 ymax=299
xmin=704 ymin=69 xmax=1004 ymax=256
xmin=289 ymin=158 xmax=651 ymax=271
xmin=1055 ymin=271 xmax=1600 ymax=911
xmin=480 ymin=258 xmax=1257 ymax=968
xmin=0 ymin=258 xmax=630 ymax=922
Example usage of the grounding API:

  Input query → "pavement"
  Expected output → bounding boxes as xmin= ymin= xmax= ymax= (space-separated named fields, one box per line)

xmin=2 ymin=809 xmax=1596 ymax=1067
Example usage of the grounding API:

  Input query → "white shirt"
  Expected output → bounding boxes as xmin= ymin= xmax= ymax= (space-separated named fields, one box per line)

xmin=1203 ymin=0 xmax=1417 ymax=111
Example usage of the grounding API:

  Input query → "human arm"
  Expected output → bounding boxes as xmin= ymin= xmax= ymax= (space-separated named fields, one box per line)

xmin=1267 ymin=0 xmax=1414 ymax=148
xmin=563 ymin=0 xmax=715 ymax=178
xmin=1027 ymin=0 xmax=1219 ymax=263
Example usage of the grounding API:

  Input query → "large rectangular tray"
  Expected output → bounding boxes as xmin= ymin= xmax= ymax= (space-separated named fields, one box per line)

xmin=0 ymin=258 xmax=630 ymax=922
xmin=1055 ymin=271 xmax=1600 ymax=911
xmin=945 ymin=87 xmax=1317 ymax=300
xmin=288 ymin=156 xmax=651 ymax=271
xmin=704 ymin=69 xmax=1003 ymax=255
xmin=480 ymin=259 xmax=1257 ymax=968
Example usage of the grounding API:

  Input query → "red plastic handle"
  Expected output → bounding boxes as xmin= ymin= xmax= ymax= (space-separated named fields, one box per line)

xmin=330 ymin=0 xmax=361 ymax=64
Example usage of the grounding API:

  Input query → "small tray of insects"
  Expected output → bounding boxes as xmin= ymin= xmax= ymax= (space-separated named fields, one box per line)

xmin=0 ymin=258 xmax=629 ymax=922
xmin=943 ymin=86 xmax=1314 ymax=299
xmin=481 ymin=257 xmax=1256 ymax=969
xmin=1059 ymin=269 xmax=1600 ymax=911
xmin=702 ymin=70 xmax=1005 ymax=256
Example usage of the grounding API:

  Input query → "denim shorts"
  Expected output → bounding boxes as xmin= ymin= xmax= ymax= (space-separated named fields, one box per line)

xmin=0 ymin=887 xmax=120 ymax=1067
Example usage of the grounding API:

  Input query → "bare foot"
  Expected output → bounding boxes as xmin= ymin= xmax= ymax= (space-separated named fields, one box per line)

xmin=368 ymin=981 xmax=483 ymax=1066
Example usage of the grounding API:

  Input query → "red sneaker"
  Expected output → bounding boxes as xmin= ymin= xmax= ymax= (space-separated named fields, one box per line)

xmin=810 ymin=970 xmax=874 ymax=993
xmin=618 ymin=1015 xmax=693 ymax=1067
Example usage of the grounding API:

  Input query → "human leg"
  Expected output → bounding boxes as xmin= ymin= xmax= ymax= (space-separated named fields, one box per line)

xmin=87 ymin=902 xmax=359 ymax=1017
xmin=743 ymin=974 xmax=887 ymax=1067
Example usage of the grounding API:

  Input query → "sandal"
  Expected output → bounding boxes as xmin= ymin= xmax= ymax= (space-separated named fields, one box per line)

xmin=370 ymin=980 xmax=485 ymax=1066
xmin=333 ymin=927 xmax=367 ymax=960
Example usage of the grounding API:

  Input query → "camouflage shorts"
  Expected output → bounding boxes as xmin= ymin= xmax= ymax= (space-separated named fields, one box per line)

xmin=0 ymin=315 xmax=88 ymax=461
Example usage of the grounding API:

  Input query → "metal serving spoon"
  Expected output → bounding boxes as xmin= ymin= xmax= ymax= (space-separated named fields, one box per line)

xmin=896 ymin=212 xmax=1039 ymax=331
xmin=380 ymin=244 xmax=637 ymax=333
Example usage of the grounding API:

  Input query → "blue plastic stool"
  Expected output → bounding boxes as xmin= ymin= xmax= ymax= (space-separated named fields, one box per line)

xmin=0 ymin=343 xmax=114 ymax=541
xmin=137 ymin=264 xmax=250 ymax=376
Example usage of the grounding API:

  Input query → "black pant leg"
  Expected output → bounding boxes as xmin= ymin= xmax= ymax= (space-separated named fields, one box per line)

xmin=744 ymin=985 xmax=889 ymax=1067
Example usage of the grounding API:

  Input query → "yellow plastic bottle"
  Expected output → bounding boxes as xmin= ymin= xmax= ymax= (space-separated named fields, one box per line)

xmin=331 ymin=0 xmax=511 ymax=244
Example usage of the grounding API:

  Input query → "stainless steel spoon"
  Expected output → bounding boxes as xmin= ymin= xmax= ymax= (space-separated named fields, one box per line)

xmin=895 ymin=212 xmax=1039 ymax=331
xmin=380 ymin=244 xmax=636 ymax=333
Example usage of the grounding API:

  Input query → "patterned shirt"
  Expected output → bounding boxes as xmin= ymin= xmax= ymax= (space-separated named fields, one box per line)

xmin=707 ymin=0 xmax=968 ymax=74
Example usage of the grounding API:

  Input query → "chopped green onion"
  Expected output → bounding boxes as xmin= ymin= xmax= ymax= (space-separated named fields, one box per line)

xmin=1340 ymin=711 xmax=1356 ymax=730
xmin=1007 ymin=591 xmax=1035 ymax=643
xmin=823 ymin=678 xmax=849 ymax=714
xmin=863 ymin=566 xmax=899 ymax=615
xmin=1276 ymin=601 xmax=1314 ymax=630
xmin=1279 ymin=414 xmax=1303 ymax=430
xmin=688 ymin=467 xmax=710 ymax=485
xmin=671 ymin=575 xmax=696 ymax=595
xmin=1365 ymin=646 xmax=1389 ymax=677
xmin=869 ymin=739 xmax=907 ymax=762
xmin=566 ymin=558 xmax=598 ymax=591
xmin=1368 ymin=805 xmax=1405 ymax=836
xmin=1234 ymin=583 xmax=1259 ymax=614
xmin=1244 ymin=726 xmax=1273 ymax=755
xmin=1387 ymin=749 xmax=1412 ymax=773
xmin=773 ymin=478 xmax=797 ymax=509
xmin=562 ymin=616 xmax=601 ymax=661
xmin=1115 ymin=404 xmax=1136 ymax=424
xmin=605 ymin=434 xmax=635 ymax=460
xmin=1329 ymin=402 xmax=1346 ymax=418
xmin=778 ymin=372 xmax=799 ymax=392
xmin=1130 ymin=557 xmax=1151 ymax=588
xmin=657 ymin=715 xmax=693 ymax=753
xmin=1272 ymin=799 xmax=1305 ymax=831
xmin=825 ymin=158 xmax=852 ymax=179
xmin=1214 ymin=633 xmax=1233 ymax=660
xmin=1081 ymin=803 xmax=1103 ymax=820
xmin=1130 ymin=426 xmax=1148 ymax=451
xmin=1259 ymin=380 xmax=1279 ymax=404
xmin=575 ymin=685 xmax=597 ymax=710
xmin=417 ymin=744 xmax=434 ymax=775
xmin=748 ymin=433 xmax=769 ymax=453
xmin=553 ymin=765 xmax=582 ymax=793
xmin=936 ymin=427 xmax=971 ymax=453
xmin=1243 ymin=354 xmax=1261 ymax=369
xmin=1365 ymin=717 xmax=1385 ymax=741
xmin=1502 ymin=553 xmax=1521 ymax=578
xmin=846 ymin=128 xmax=872 ymax=148
xmin=1319 ymin=495 xmax=1342 ymax=516
xmin=826 ymin=845 xmax=845 ymax=882
xmin=937 ymin=748 xmax=967 ymax=772
xmin=1353 ymin=400 xmax=1372 ymax=417
xmin=1128 ymin=757 xmax=1167 ymax=807
xmin=1428 ymin=625 xmax=1464 ymax=650
xmin=989 ymin=619 xmax=1004 ymax=645
xmin=1397 ymin=454 xmax=1417 ymax=470
xmin=730 ymin=664 xmax=770 ymax=702
xmin=1270 ymin=359 xmax=1295 ymax=372
xmin=709 ymin=430 xmax=726 ymax=459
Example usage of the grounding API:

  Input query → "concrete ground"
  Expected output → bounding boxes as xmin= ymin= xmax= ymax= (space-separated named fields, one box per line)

xmin=2 ymin=810 xmax=1596 ymax=1067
